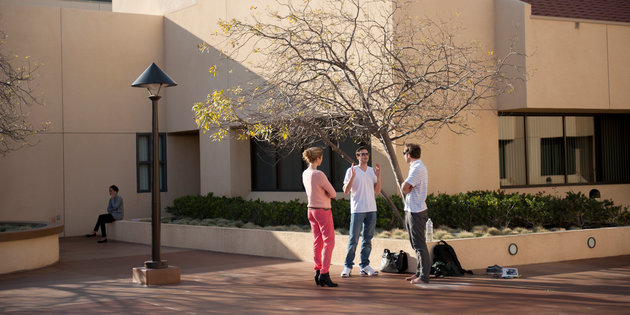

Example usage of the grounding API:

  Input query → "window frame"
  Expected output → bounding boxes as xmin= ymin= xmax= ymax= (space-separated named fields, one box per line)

xmin=498 ymin=113 xmax=629 ymax=188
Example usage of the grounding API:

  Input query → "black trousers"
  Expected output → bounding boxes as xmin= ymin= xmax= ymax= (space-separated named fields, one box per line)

xmin=93 ymin=213 xmax=115 ymax=237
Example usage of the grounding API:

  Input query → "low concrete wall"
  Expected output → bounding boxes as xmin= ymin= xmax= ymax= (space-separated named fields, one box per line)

xmin=109 ymin=221 xmax=630 ymax=270
xmin=0 ymin=223 xmax=63 ymax=274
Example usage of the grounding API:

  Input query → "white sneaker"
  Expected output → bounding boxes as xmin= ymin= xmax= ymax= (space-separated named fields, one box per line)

xmin=340 ymin=267 xmax=352 ymax=278
xmin=360 ymin=265 xmax=379 ymax=276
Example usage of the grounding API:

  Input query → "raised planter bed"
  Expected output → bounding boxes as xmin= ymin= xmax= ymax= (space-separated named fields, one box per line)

xmin=109 ymin=221 xmax=630 ymax=271
xmin=0 ymin=222 xmax=64 ymax=274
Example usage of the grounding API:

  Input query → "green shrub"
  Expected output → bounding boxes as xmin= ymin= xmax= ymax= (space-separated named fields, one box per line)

xmin=165 ymin=190 xmax=628 ymax=231
xmin=426 ymin=190 xmax=627 ymax=230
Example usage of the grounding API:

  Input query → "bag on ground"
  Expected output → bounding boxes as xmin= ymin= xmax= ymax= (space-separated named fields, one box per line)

xmin=430 ymin=240 xmax=473 ymax=277
xmin=380 ymin=249 xmax=408 ymax=273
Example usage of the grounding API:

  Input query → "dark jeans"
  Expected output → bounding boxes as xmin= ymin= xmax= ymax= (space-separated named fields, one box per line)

xmin=405 ymin=211 xmax=430 ymax=282
xmin=93 ymin=213 xmax=115 ymax=237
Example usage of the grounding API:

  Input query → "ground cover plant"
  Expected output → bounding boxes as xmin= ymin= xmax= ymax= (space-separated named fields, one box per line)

xmin=0 ymin=223 xmax=46 ymax=233
xmin=163 ymin=191 xmax=629 ymax=239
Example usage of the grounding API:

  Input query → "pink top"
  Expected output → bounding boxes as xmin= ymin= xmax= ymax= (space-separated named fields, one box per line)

xmin=302 ymin=168 xmax=336 ymax=208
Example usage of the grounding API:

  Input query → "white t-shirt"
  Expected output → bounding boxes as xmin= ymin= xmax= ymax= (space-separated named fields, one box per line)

xmin=343 ymin=165 xmax=378 ymax=213
xmin=403 ymin=159 xmax=428 ymax=213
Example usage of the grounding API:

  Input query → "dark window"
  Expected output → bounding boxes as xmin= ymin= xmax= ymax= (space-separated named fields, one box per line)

xmin=137 ymin=133 xmax=167 ymax=193
xmin=596 ymin=115 xmax=630 ymax=183
xmin=540 ymin=137 xmax=568 ymax=176
xmin=499 ymin=114 xmax=629 ymax=187
xmin=250 ymin=138 xmax=362 ymax=191
xmin=498 ymin=140 xmax=509 ymax=179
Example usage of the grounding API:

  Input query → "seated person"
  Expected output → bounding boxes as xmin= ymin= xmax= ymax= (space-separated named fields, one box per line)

xmin=85 ymin=185 xmax=124 ymax=243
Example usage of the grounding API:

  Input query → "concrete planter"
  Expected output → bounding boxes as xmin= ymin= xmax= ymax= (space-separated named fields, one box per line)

xmin=109 ymin=221 xmax=630 ymax=270
xmin=0 ymin=222 xmax=64 ymax=274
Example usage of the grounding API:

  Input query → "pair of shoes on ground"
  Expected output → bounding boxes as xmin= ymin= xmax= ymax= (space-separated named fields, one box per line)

xmin=340 ymin=265 xmax=379 ymax=277
xmin=315 ymin=270 xmax=338 ymax=287
xmin=406 ymin=274 xmax=429 ymax=284
xmin=486 ymin=264 xmax=503 ymax=275
xmin=85 ymin=233 xmax=107 ymax=243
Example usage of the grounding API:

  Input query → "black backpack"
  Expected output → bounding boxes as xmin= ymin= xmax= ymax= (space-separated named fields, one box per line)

xmin=430 ymin=240 xmax=473 ymax=277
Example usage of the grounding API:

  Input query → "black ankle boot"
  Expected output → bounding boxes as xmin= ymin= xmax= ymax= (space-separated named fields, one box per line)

xmin=318 ymin=272 xmax=338 ymax=287
xmin=314 ymin=270 xmax=321 ymax=286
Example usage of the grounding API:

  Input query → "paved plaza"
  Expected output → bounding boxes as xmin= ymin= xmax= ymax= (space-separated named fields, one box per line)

xmin=1 ymin=237 xmax=629 ymax=314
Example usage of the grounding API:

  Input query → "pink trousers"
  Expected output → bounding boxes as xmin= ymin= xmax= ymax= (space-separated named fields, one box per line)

xmin=308 ymin=208 xmax=335 ymax=274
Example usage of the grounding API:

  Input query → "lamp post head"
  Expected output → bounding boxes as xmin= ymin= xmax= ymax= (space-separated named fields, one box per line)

xmin=131 ymin=62 xmax=177 ymax=97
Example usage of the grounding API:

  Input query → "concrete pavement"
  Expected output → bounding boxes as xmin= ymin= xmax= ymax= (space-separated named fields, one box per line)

xmin=1 ymin=237 xmax=629 ymax=314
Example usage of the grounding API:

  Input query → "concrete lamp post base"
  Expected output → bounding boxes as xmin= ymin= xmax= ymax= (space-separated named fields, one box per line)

xmin=132 ymin=265 xmax=181 ymax=285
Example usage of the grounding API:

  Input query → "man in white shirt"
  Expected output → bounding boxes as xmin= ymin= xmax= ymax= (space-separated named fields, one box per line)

xmin=400 ymin=143 xmax=430 ymax=284
xmin=340 ymin=146 xmax=382 ymax=277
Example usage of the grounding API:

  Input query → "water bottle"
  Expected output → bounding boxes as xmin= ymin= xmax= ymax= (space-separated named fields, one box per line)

xmin=426 ymin=218 xmax=433 ymax=242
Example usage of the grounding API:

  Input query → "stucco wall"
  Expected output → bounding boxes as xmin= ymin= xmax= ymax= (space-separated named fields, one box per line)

xmin=527 ymin=19 xmax=610 ymax=110
xmin=0 ymin=4 xmax=201 ymax=236
xmin=0 ymin=5 xmax=67 ymax=225
xmin=0 ymin=234 xmax=59 ymax=274
xmin=113 ymin=0 xmax=195 ymax=16
xmin=608 ymin=25 xmax=630 ymax=110
xmin=109 ymin=221 xmax=630 ymax=271
xmin=162 ymin=0 xmax=630 ymax=206
xmin=160 ymin=0 xmax=506 ymax=198
xmin=1 ymin=0 xmax=628 ymax=238
xmin=494 ymin=0 xmax=528 ymax=111
xmin=0 ymin=0 xmax=111 ymax=11
xmin=495 ymin=2 xmax=630 ymax=112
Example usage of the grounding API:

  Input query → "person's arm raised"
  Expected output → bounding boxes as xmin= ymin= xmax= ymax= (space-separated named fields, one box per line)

xmin=373 ymin=163 xmax=381 ymax=194
xmin=342 ymin=164 xmax=356 ymax=195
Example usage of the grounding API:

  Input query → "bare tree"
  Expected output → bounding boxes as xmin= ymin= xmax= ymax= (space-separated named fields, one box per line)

xmin=193 ymin=0 xmax=520 ymax=221
xmin=0 ymin=31 xmax=47 ymax=156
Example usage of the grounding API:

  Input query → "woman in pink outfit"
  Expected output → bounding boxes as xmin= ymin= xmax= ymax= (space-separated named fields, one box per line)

xmin=302 ymin=147 xmax=338 ymax=287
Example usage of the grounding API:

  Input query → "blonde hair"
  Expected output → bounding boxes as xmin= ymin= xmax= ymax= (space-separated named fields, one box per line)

xmin=302 ymin=147 xmax=323 ymax=164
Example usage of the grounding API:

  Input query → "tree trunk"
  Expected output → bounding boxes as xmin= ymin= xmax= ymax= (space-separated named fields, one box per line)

xmin=380 ymin=190 xmax=404 ymax=228
xmin=320 ymin=130 xmax=404 ymax=227
xmin=375 ymin=130 xmax=408 ymax=226
xmin=377 ymin=130 xmax=405 ymax=190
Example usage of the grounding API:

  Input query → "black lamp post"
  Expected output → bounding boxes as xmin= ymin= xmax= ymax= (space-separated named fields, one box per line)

xmin=132 ymin=63 xmax=177 ymax=269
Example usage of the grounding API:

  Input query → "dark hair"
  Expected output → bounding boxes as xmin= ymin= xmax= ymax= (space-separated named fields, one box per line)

xmin=355 ymin=146 xmax=369 ymax=154
xmin=405 ymin=143 xmax=421 ymax=159
xmin=109 ymin=185 xmax=119 ymax=192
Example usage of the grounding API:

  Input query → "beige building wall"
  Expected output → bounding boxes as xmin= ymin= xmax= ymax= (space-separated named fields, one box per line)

xmin=163 ymin=133 xmax=201 ymax=210
xmin=495 ymin=0 xmax=528 ymax=111
xmin=385 ymin=0 xmax=501 ymax=195
xmin=495 ymin=1 xmax=630 ymax=112
xmin=113 ymin=0 xmax=195 ymax=16
xmin=113 ymin=0 xmax=630 ymax=207
xmin=0 ymin=3 xmax=201 ymax=235
xmin=2 ymin=0 xmax=627 ymax=239
xmin=159 ymin=0 xmax=236 ymax=197
xmin=527 ymin=19 xmax=610 ymax=110
xmin=608 ymin=25 xmax=630 ymax=110
xmin=0 ymin=4 xmax=64 ymax=224
xmin=0 ymin=135 xmax=64 ymax=223
xmin=157 ymin=0 xmax=507 ymax=199
xmin=0 ymin=0 xmax=111 ymax=11
xmin=493 ymin=1 xmax=630 ymax=207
